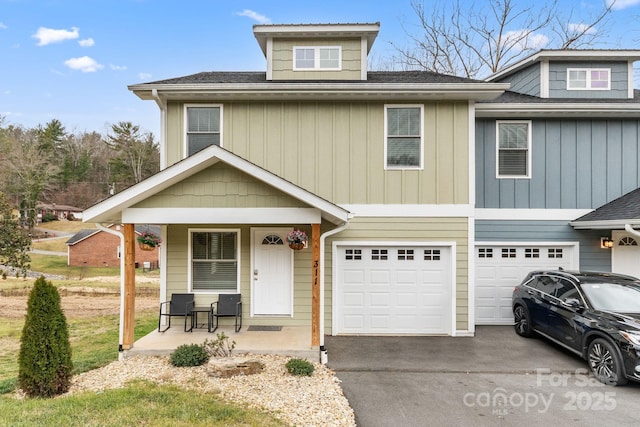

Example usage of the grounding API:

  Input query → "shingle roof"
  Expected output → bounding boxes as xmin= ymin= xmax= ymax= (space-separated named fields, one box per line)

xmin=139 ymin=70 xmax=483 ymax=86
xmin=66 ymin=229 xmax=99 ymax=245
xmin=66 ymin=225 xmax=161 ymax=245
xmin=481 ymin=89 xmax=640 ymax=104
xmin=573 ymin=188 xmax=640 ymax=223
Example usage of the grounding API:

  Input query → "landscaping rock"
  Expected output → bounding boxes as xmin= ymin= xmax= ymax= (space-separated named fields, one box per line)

xmin=207 ymin=357 xmax=264 ymax=378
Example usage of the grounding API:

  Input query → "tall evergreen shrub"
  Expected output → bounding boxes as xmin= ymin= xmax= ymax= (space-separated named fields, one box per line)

xmin=18 ymin=276 xmax=73 ymax=397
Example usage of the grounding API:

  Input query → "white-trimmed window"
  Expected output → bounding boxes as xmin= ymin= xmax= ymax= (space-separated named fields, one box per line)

xmin=189 ymin=229 xmax=239 ymax=292
xmin=185 ymin=105 xmax=222 ymax=156
xmin=385 ymin=105 xmax=424 ymax=169
xmin=567 ymin=68 xmax=610 ymax=90
xmin=293 ymin=46 xmax=341 ymax=70
xmin=496 ymin=120 xmax=531 ymax=178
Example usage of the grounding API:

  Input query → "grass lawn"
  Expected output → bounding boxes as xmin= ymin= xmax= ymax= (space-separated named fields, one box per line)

xmin=0 ymin=381 xmax=286 ymax=426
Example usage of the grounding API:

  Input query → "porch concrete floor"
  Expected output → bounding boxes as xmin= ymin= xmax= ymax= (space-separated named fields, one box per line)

xmin=126 ymin=324 xmax=318 ymax=361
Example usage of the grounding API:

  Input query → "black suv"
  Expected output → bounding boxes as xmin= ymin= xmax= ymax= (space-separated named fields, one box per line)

xmin=512 ymin=270 xmax=640 ymax=386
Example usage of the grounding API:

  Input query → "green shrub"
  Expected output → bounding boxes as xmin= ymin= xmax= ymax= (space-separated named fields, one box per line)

xmin=169 ymin=344 xmax=209 ymax=367
xmin=42 ymin=213 xmax=57 ymax=223
xmin=285 ymin=358 xmax=314 ymax=376
xmin=18 ymin=276 xmax=73 ymax=398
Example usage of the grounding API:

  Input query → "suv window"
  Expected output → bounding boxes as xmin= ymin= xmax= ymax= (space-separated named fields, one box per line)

xmin=527 ymin=275 xmax=556 ymax=295
xmin=553 ymin=278 xmax=580 ymax=301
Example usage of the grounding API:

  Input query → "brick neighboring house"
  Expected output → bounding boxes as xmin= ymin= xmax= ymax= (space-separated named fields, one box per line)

xmin=66 ymin=224 xmax=160 ymax=268
xmin=37 ymin=202 xmax=83 ymax=222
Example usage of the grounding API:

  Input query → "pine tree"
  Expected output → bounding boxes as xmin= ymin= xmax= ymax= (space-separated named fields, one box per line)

xmin=18 ymin=276 xmax=73 ymax=397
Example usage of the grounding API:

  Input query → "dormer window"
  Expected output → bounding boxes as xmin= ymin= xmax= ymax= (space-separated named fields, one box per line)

xmin=293 ymin=46 xmax=341 ymax=71
xmin=567 ymin=68 xmax=610 ymax=90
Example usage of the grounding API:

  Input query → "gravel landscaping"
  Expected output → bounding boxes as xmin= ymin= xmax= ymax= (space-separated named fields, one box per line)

xmin=60 ymin=354 xmax=355 ymax=427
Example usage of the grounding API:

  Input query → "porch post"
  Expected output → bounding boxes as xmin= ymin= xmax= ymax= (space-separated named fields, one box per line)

xmin=311 ymin=223 xmax=321 ymax=347
xmin=122 ymin=224 xmax=136 ymax=349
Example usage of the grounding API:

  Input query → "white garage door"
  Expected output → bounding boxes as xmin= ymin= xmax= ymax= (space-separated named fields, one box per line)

xmin=335 ymin=245 xmax=452 ymax=335
xmin=475 ymin=244 xmax=577 ymax=325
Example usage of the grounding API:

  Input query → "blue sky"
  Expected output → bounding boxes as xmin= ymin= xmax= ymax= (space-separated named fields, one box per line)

xmin=1 ymin=0 xmax=640 ymax=136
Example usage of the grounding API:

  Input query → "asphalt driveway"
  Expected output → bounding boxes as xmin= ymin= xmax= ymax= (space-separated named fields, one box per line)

xmin=325 ymin=326 xmax=640 ymax=426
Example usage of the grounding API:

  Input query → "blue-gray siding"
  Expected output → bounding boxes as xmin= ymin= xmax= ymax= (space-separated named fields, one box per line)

xmin=495 ymin=63 xmax=540 ymax=96
xmin=476 ymin=118 xmax=640 ymax=209
xmin=476 ymin=220 xmax=610 ymax=271
xmin=548 ymin=61 xmax=629 ymax=99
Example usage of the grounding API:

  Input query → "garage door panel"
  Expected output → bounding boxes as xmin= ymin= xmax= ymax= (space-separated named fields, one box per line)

xmin=336 ymin=245 xmax=452 ymax=335
xmin=370 ymin=269 xmax=391 ymax=283
xmin=343 ymin=292 xmax=364 ymax=307
xmin=369 ymin=293 xmax=390 ymax=307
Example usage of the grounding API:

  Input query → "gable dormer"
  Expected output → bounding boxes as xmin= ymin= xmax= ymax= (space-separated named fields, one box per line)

xmin=253 ymin=23 xmax=379 ymax=81
xmin=486 ymin=50 xmax=640 ymax=100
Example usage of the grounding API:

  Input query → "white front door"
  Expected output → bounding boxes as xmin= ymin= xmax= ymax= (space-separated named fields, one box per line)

xmin=612 ymin=231 xmax=640 ymax=279
xmin=252 ymin=228 xmax=293 ymax=316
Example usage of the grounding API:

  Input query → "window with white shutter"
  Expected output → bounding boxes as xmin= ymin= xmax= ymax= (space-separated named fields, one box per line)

xmin=496 ymin=121 xmax=531 ymax=178
xmin=385 ymin=105 xmax=423 ymax=169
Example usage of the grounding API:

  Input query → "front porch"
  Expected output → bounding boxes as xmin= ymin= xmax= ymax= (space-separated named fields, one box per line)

xmin=126 ymin=325 xmax=317 ymax=360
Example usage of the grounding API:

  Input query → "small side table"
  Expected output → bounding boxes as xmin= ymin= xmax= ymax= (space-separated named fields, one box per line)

xmin=191 ymin=306 xmax=212 ymax=332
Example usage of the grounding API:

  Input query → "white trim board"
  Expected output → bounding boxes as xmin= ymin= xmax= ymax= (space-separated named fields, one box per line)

xmin=123 ymin=208 xmax=321 ymax=224
xmin=341 ymin=204 xmax=473 ymax=217
xmin=476 ymin=209 xmax=592 ymax=221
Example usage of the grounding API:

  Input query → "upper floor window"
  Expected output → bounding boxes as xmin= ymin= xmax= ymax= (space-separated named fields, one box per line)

xmin=567 ymin=68 xmax=610 ymax=90
xmin=293 ymin=46 xmax=341 ymax=70
xmin=190 ymin=229 xmax=239 ymax=292
xmin=385 ymin=105 xmax=424 ymax=169
xmin=496 ymin=121 xmax=531 ymax=179
xmin=185 ymin=105 xmax=222 ymax=156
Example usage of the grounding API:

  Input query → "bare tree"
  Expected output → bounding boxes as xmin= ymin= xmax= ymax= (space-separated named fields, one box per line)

xmin=0 ymin=127 xmax=60 ymax=229
xmin=391 ymin=0 xmax=616 ymax=78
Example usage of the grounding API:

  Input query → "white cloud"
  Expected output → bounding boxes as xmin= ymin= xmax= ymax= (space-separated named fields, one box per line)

xmin=33 ymin=26 xmax=79 ymax=46
xmin=110 ymin=64 xmax=127 ymax=71
xmin=607 ymin=0 xmax=640 ymax=10
xmin=0 ymin=22 xmax=7 ymax=30
xmin=78 ymin=38 xmax=95 ymax=47
xmin=236 ymin=9 xmax=271 ymax=24
xmin=64 ymin=56 xmax=104 ymax=72
xmin=567 ymin=23 xmax=596 ymax=34
xmin=138 ymin=72 xmax=152 ymax=80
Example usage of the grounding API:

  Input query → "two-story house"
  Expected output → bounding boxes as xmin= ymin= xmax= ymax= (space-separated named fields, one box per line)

xmin=83 ymin=23 xmax=509 ymax=353
xmin=474 ymin=50 xmax=640 ymax=325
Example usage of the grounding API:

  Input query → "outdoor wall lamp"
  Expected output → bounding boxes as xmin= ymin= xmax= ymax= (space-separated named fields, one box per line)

xmin=601 ymin=237 xmax=614 ymax=249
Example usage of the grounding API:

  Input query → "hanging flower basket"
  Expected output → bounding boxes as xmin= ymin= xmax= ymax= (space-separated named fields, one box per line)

xmin=138 ymin=242 xmax=155 ymax=251
xmin=137 ymin=231 xmax=161 ymax=251
xmin=287 ymin=229 xmax=307 ymax=250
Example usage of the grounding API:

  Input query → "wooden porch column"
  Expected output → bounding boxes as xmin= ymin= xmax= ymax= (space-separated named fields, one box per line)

xmin=122 ymin=224 xmax=136 ymax=349
xmin=311 ymin=223 xmax=321 ymax=347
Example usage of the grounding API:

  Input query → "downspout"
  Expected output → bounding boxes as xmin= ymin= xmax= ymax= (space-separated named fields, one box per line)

xmin=625 ymin=224 xmax=640 ymax=239
xmin=97 ymin=223 xmax=126 ymax=361
xmin=319 ymin=220 xmax=350 ymax=363
xmin=151 ymin=89 xmax=167 ymax=170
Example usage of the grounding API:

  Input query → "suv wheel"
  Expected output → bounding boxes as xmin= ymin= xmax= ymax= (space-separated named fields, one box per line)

xmin=513 ymin=305 xmax=533 ymax=337
xmin=588 ymin=338 xmax=628 ymax=386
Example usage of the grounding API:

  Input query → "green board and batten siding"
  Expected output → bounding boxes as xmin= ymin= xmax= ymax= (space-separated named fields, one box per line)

xmin=166 ymin=101 xmax=471 ymax=205
xmin=157 ymin=99 xmax=472 ymax=333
